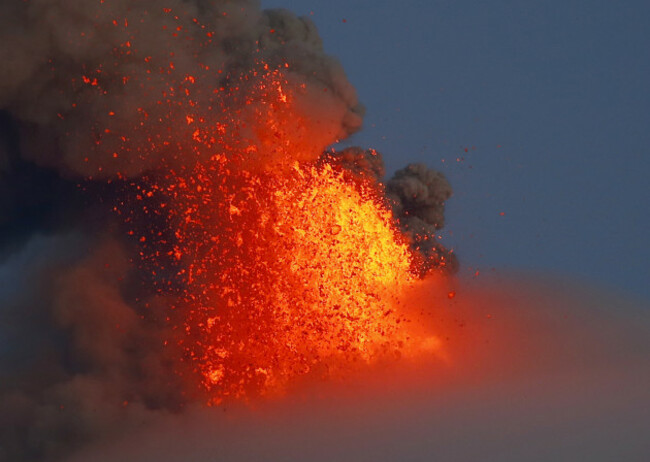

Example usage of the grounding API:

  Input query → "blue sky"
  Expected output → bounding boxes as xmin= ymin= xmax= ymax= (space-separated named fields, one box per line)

xmin=264 ymin=0 xmax=650 ymax=301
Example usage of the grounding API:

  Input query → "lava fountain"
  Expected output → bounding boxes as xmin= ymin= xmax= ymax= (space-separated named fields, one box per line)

xmin=120 ymin=66 xmax=447 ymax=403
xmin=2 ymin=3 xmax=649 ymax=461
xmin=0 ymin=3 xmax=457 ymax=458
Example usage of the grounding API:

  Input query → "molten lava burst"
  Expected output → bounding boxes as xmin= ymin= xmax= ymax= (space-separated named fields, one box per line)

xmin=115 ymin=56 xmax=433 ymax=403
xmin=165 ymin=161 xmax=423 ymax=403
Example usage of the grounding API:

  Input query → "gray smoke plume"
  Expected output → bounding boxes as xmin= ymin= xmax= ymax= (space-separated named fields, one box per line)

xmin=0 ymin=1 xmax=454 ymax=460
xmin=0 ymin=234 xmax=187 ymax=461
xmin=387 ymin=163 xmax=458 ymax=275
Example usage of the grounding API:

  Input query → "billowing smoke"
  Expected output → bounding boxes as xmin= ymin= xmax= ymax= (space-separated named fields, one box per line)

xmin=1 ymin=2 xmax=648 ymax=462
xmin=0 ymin=1 xmax=457 ymax=460
xmin=0 ymin=0 xmax=363 ymax=177
xmin=387 ymin=163 xmax=457 ymax=275
xmin=0 ymin=235 xmax=186 ymax=461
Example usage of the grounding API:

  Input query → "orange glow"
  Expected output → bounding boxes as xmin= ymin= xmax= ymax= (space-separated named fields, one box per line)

xmin=99 ymin=22 xmax=443 ymax=402
xmin=163 ymin=160 xmax=432 ymax=403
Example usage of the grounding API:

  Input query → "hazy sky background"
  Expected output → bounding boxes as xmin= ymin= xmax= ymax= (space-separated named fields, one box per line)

xmin=263 ymin=0 xmax=650 ymax=301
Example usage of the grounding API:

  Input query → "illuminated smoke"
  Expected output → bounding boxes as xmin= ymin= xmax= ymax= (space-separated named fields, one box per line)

xmin=0 ymin=1 xmax=455 ymax=460
xmin=0 ymin=0 xmax=362 ymax=177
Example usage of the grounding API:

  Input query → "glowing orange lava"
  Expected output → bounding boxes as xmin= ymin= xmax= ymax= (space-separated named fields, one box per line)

xmin=143 ymin=148 xmax=436 ymax=403
xmin=180 ymin=163 xmax=422 ymax=402
xmin=108 ymin=47 xmax=438 ymax=402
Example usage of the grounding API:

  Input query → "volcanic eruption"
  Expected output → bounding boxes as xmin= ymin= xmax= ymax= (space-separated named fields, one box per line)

xmin=0 ymin=1 xmax=456 ymax=459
